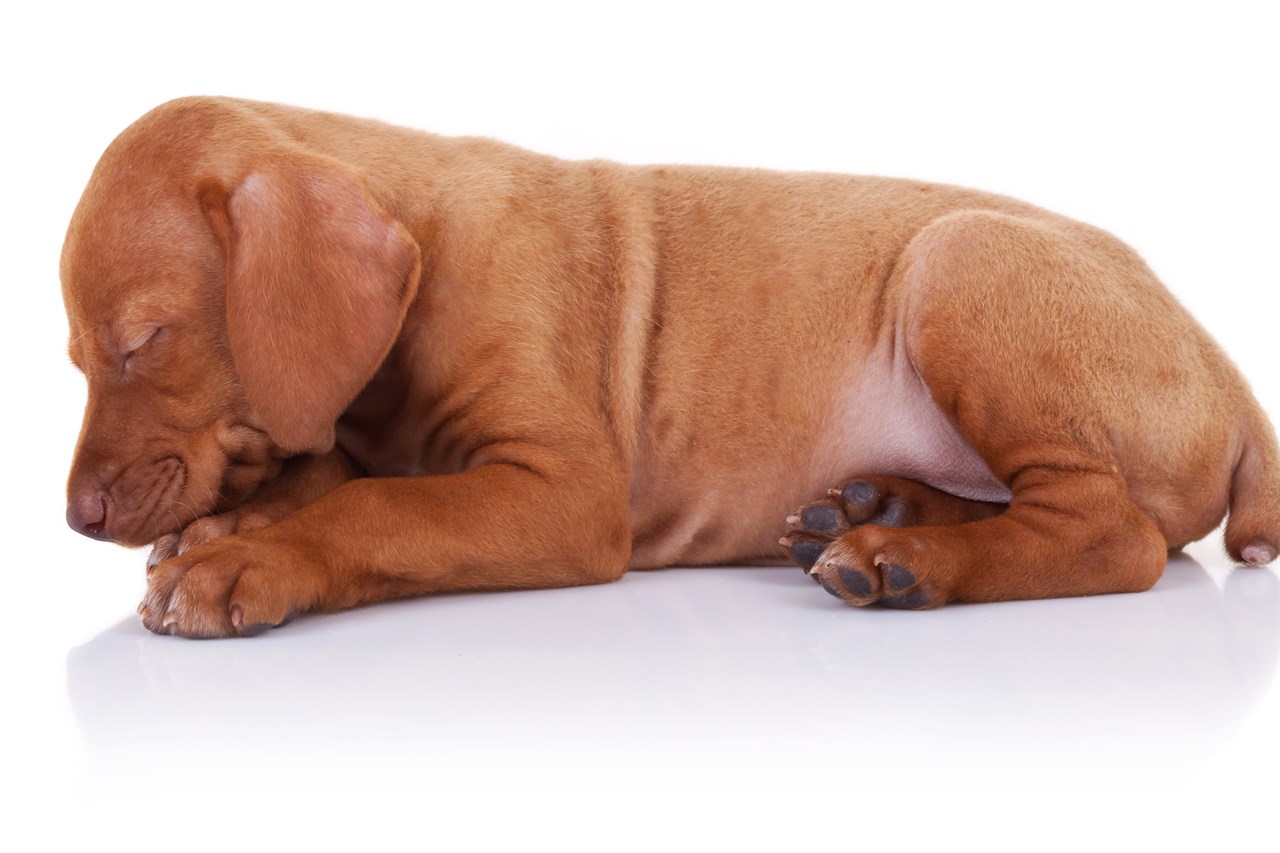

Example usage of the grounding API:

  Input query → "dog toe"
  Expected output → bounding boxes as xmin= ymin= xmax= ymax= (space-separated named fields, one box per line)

xmin=802 ymin=534 xmax=944 ymax=610
xmin=882 ymin=562 xmax=916 ymax=591
xmin=780 ymin=534 xmax=829 ymax=568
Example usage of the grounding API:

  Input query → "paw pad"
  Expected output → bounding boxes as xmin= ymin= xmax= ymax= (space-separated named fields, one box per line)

xmin=883 ymin=563 xmax=915 ymax=591
xmin=841 ymin=480 xmax=877 ymax=505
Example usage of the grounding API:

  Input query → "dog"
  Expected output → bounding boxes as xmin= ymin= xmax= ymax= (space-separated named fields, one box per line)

xmin=61 ymin=97 xmax=1279 ymax=638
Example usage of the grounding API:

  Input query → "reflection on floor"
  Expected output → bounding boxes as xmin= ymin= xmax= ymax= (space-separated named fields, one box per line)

xmin=67 ymin=552 xmax=1276 ymax=790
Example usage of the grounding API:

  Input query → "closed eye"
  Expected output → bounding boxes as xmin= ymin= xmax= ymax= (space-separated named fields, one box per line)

xmin=122 ymin=325 xmax=165 ymax=369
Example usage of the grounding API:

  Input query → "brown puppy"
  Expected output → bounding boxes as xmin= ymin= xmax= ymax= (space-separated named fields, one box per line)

xmin=62 ymin=97 xmax=1279 ymax=638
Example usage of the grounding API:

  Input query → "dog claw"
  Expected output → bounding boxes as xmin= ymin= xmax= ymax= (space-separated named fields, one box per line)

xmin=785 ymin=515 xmax=800 ymax=526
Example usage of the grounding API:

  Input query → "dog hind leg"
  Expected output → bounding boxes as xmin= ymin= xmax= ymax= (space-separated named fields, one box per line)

xmin=790 ymin=209 xmax=1268 ymax=607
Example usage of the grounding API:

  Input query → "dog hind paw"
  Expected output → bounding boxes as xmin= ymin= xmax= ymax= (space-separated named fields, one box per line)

xmin=778 ymin=474 xmax=1008 ymax=610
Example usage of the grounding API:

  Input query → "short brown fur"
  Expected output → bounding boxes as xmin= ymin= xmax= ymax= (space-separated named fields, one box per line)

xmin=61 ymin=97 xmax=1280 ymax=637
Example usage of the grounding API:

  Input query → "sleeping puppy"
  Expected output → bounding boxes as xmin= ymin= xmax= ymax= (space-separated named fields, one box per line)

xmin=61 ymin=97 xmax=1279 ymax=637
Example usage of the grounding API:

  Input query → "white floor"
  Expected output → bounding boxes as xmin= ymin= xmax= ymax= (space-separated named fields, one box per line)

xmin=3 ymin=533 xmax=1275 ymax=853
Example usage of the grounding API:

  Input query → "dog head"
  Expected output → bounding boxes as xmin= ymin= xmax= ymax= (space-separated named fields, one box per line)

xmin=62 ymin=98 xmax=421 ymax=546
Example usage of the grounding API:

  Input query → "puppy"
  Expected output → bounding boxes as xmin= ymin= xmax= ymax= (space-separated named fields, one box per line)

xmin=61 ymin=97 xmax=1279 ymax=637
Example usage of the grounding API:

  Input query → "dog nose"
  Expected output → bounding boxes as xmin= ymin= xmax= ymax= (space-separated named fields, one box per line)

xmin=67 ymin=490 xmax=113 ymax=541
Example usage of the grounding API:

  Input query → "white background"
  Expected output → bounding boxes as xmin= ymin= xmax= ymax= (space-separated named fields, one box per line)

xmin=3 ymin=2 xmax=1277 ymax=851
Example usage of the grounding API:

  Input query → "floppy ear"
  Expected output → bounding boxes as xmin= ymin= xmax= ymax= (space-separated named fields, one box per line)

xmin=201 ymin=156 xmax=421 ymax=453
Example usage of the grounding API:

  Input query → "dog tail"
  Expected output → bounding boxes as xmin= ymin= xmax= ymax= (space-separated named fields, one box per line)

xmin=1224 ymin=400 xmax=1280 ymax=565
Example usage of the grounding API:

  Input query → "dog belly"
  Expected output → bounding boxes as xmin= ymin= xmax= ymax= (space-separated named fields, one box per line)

xmin=628 ymin=344 xmax=1010 ymax=568
xmin=819 ymin=359 xmax=1012 ymax=506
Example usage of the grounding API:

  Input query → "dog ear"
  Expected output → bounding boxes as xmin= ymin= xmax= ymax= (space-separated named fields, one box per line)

xmin=201 ymin=157 xmax=421 ymax=453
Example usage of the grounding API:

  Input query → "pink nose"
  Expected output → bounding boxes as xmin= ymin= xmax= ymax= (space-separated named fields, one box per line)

xmin=67 ymin=490 xmax=113 ymax=541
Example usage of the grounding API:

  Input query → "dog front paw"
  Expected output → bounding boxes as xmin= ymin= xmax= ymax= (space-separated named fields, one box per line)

xmin=140 ymin=534 xmax=319 ymax=638
xmin=147 ymin=507 xmax=278 ymax=571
